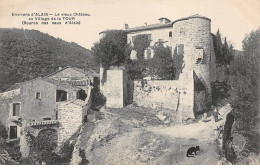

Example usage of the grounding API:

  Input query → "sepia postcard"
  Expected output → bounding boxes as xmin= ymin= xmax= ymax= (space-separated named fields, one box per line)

xmin=0 ymin=0 xmax=259 ymax=165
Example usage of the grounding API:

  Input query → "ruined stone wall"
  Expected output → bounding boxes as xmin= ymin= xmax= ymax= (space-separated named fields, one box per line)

xmin=0 ymin=89 xmax=21 ymax=126
xmin=57 ymin=102 xmax=83 ymax=148
xmin=193 ymin=64 xmax=211 ymax=103
xmin=100 ymin=67 xmax=127 ymax=108
xmin=133 ymin=79 xmax=194 ymax=119
xmin=194 ymin=90 xmax=206 ymax=113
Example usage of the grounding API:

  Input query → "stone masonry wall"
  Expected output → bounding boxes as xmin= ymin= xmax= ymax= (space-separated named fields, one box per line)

xmin=100 ymin=67 xmax=127 ymax=108
xmin=194 ymin=90 xmax=206 ymax=113
xmin=133 ymin=80 xmax=194 ymax=119
xmin=193 ymin=64 xmax=212 ymax=103
xmin=57 ymin=102 xmax=83 ymax=148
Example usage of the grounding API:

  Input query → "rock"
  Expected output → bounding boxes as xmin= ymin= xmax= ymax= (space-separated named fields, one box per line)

xmin=156 ymin=114 xmax=167 ymax=122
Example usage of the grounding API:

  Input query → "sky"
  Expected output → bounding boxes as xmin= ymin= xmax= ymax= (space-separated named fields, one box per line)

xmin=0 ymin=0 xmax=259 ymax=50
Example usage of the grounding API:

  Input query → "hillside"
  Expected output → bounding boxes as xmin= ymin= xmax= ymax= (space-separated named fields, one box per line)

xmin=0 ymin=28 xmax=97 ymax=92
xmin=68 ymin=104 xmax=236 ymax=165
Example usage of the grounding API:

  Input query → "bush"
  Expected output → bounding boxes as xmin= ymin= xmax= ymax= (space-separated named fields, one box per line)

xmin=0 ymin=122 xmax=8 ymax=139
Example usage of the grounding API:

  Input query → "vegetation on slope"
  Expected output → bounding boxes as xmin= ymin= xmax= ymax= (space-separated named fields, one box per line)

xmin=0 ymin=28 xmax=97 ymax=92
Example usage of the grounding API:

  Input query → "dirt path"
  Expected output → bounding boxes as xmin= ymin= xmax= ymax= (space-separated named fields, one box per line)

xmin=82 ymin=104 xmax=232 ymax=165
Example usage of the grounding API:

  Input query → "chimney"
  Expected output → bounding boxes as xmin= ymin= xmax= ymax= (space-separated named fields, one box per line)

xmin=144 ymin=22 xmax=147 ymax=26
xmin=124 ymin=24 xmax=129 ymax=29
xmin=159 ymin=18 xmax=171 ymax=24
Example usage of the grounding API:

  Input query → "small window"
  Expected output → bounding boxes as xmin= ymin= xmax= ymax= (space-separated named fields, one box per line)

xmin=147 ymin=34 xmax=152 ymax=41
xmin=36 ymin=92 xmax=41 ymax=99
xmin=132 ymin=36 xmax=136 ymax=43
xmin=147 ymin=48 xmax=151 ymax=59
xmin=169 ymin=31 xmax=172 ymax=37
xmin=76 ymin=89 xmax=87 ymax=101
xmin=13 ymin=103 xmax=20 ymax=116
xmin=180 ymin=28 xmax=185 ymax=34
xmin=9 ymin=126 xmax=17 ymax=139
xmin=56 ymin=90 xmax=67 ymax=102
xmin=196 ymin=58 xmax=203 ymax=64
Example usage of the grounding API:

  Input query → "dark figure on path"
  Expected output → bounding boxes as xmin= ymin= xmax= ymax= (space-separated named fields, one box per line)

xmin=213 ymin=107 xmax=220 ymax=122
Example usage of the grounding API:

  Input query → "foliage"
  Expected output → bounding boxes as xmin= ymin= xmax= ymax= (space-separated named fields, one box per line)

xmin=0 ymin=123 xmax=8 ymax=139
xmin=92 ymin=30 xmax=128 ymax=68
xmin=227 ymin=27 xmax=259 ymax=155
xmin=132 ymin=34 xmax=150 ymax=60
xmin=0 ymin=28 xmax=96 ymax=92
xmin=127 ymin=34 xmax=150 ymax=80
xmin=211 ymin=80 xmax=230 ymax=106
xmin=213 ymin=29 xmax=233 ymax=65
xmin=27 ymin=129 xmax=58 ymax=164
xmin=149 ymin=42 xmax=174 ymax=79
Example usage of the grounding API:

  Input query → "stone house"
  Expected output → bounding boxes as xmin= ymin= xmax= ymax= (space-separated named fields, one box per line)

xmin=0 ymin=67 xmax=99 ymax=157
xmin=99 ymin=14 xmax=217 ymax=119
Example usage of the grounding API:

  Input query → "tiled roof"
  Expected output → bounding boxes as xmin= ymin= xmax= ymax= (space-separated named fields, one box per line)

xmin=125 ymin=22 xmax=172 ymax=33
xmin=101 ymin=14 xmax=210 ymax=33
xmin=44 ymin=78 xmax=88 ymax=87
xmin=43 ymin=66 xmax=99 ymax=78
xmin=29 ymin=120 xmax=59 ymax=127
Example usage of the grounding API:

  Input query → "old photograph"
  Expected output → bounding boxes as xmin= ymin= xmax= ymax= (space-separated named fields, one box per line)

xmin=0 ymin=0 xmax=259 ymax=165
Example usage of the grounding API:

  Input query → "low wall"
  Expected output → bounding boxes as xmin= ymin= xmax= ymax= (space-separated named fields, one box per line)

xmin=133 ymin=80 xmax=194 ymax=119
xmin=100 ymin=67 xmax=127 ymax=108
xmin=57 ymin=102 xmax=83 ymax=148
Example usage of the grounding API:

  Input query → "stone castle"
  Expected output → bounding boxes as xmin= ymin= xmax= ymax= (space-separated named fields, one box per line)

xmin=0 ymin=14 xmax=217 ymax=161
xmin=100 ymin=14 xmax=217 ymax=119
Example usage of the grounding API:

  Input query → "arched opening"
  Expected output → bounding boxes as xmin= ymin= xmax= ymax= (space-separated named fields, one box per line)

xmin=169 ymin=31 xmax=172 ymax=37
xmin=30 ymin=129 xmax=58 ymax=164
xmin=56 ymin=90 xmax=67 ymax=102
xmin=76 ymin=89 xmax=87 ymax=101
xmin=37 ymin=129 xmax=58 ymax=149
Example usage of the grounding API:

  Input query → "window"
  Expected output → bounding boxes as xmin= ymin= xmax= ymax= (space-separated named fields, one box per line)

xmin=169 ymin=31 xmax=172 ymax=37
xmin=147 ymin=48 xmax=151 ymax=59
xmin=147 ymin=34 xmax=152 ymax=41
xmin=180 ymin=28 xmax=185 ymax=35
xmin=36 ymin=92 xmax=41 ymax=99
xmin=56 ymin=90 xmax=67 ymax=102
xmin=76 ymin=89 xmax=87 ymax=101
xmin=132 ymin=36 xmax=136 ymax=43
xmin=196 ymin=58 xmax=203 ymax=64
xmin=9 ymin=126 xmax=17 ymax=139
xmin=13 ymin=103 xmax=20 ymax=116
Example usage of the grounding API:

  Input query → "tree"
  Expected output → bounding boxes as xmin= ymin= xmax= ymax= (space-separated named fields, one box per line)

xmin=215 ymin=29 xmax=223 ymax=64
xmin=222 ymin=37 xmax=231 ymax=64
xmin=132 ymin=34 xmax=150 ymax=60
xmin=127 ymin=34 xmax=150 ymax=80
xmin=149 ymin=42 xmax=174 ymax=79
xmin=228 ymin=27 xmax=259 ymax=130
xmin=92 ymin=30 xmax=128 ymax=84
xmin=92 ymin=30 xmax=128 ymax=69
